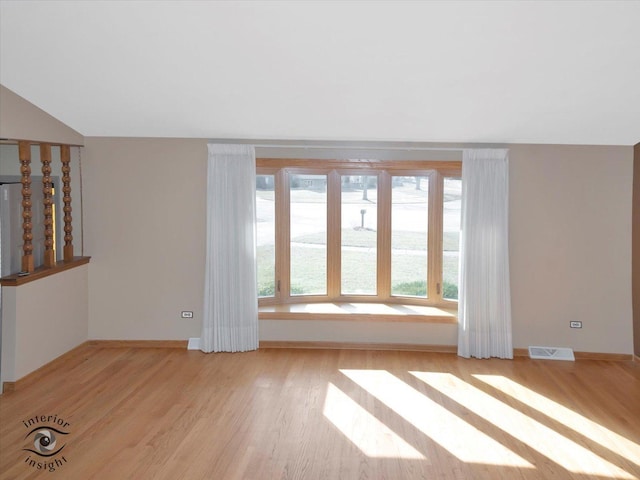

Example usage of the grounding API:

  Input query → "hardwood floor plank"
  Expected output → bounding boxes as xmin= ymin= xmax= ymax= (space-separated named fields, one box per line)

xmin=1 ymin=346 xmax=639 ymax=479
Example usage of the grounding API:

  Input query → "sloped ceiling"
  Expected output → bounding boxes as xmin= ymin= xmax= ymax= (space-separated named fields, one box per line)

xmin=1 ymin=1 xmax=638 ymax=145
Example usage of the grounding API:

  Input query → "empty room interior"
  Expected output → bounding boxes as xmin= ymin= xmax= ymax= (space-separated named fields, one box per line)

xmin=0 ymin=1 xmax=639 ymax=479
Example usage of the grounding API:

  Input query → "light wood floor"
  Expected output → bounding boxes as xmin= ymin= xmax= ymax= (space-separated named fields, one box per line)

xmin=1 ymin=345 xmax=639 ymax=480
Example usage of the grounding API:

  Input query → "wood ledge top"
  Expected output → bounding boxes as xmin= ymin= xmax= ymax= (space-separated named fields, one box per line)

xmin=259 ymin=302 xmax=457 ymax=323
xmin=0 ymin=256 xmax=90 ymax=286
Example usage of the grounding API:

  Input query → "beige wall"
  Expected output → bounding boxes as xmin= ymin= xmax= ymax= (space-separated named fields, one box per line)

xmin=0 ymin=84 xmax=634 ymax=355
xmin=0 ymin=85 xmax=84 ymax=145
xmin=0 ymin=84 xmax=88 ymax=386
xmin=510 ymin=144 xmax=633 ymax=353
xmin=1 ymin=264 xmax=89 ymax=383
xmin=83 ymin=139 xmax=634 ymax=354
xmin=83 ymin=138 xmax=207 ymax=340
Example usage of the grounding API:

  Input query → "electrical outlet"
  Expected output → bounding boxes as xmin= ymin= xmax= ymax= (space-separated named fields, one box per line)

xmin=181 ymin=311 xmax=193 ymax=319
xmin=570 ymin=321 xmax=582 ymax=329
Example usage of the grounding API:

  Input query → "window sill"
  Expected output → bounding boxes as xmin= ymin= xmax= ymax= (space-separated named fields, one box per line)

xmin=0 ymin=256 xmax=91 ymax=286
xmin=258 ymin=302 xmax=457 ymax=323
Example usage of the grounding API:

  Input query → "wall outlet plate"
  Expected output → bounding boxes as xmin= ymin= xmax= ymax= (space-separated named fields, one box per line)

xmin=570 ymin=321 xmax=582 ymax=329
xmin=181 ymin=311 xmax=193 ymax=319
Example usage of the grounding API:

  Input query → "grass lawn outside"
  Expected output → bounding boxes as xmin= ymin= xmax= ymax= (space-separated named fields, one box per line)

xmin=257 ymin=182 xmax=460 ymax=299
xmin=293 ymin=229 xmax=459 ymax=252
xmin=258 ymin=240 xmax=459 ymax=299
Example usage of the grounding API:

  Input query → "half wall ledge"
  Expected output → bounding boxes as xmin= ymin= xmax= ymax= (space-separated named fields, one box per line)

xmin=0 ymin=256 xmax=90 ymax=286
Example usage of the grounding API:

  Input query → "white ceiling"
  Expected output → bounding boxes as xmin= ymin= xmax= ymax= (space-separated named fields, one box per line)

xmin=1 ymin=1 xmax=639 ymax=145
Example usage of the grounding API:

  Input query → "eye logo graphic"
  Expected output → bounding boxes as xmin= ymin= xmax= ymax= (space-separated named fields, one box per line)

xmin=24 ymin=427 xmax=68 ymax=457
xmin=22 ymin=415 xmax=71 ymax=472
xmin=23 ymin=427 xmax=68 ymax=457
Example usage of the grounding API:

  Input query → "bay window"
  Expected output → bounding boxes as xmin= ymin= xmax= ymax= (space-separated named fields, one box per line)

xmin=256 ymin=159 xmax=461 ymax=308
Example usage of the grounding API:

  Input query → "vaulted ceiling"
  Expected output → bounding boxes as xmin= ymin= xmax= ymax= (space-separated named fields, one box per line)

xmin=1 ymin=1 xmax=638 ymax=145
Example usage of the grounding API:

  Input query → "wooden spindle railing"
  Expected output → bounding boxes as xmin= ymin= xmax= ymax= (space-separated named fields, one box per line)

xmin=18 ymin=141 xmax=34 ymax=273
xmin=40 ymin=143 xmax=55 ymax=267
xmin=2 ymin=141 xmax=89 ymax=286
xmin=60 ymin=145 xmax=74 ymax=261
xmin=8 ymin=141 xmax=86 ymax=283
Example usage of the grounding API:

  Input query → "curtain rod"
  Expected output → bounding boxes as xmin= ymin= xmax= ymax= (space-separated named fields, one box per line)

xmin=252 ymin=144 xmax=466 ymax=152
xmin=208 ymin=139 xmax=506 ymax=152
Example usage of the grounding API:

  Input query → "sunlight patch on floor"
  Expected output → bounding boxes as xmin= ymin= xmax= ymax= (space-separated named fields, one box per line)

xmin=412 ymin=372 xmax=636 ymax=479
xmin=323 ymin=382 xmax=426 ymax=459
xmin=474 ymin=375 xmax=640 ymax=471
xmin=340 ymin=369 xmax=533 ymax=467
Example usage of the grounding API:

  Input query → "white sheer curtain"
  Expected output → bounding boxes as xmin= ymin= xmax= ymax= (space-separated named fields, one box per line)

xmin=201 ymin=144 xmax=259 ymax=353
xmin=457 ymin=149 xmax=512 ymax=359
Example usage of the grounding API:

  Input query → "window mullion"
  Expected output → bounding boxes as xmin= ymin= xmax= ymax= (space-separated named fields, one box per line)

xmin=429 ymin=171 xmax=444 ymax=304
xmin=277 ymin=169 xmax=291 ymax=303
xmin=377 ymin=170 xmax=392 ymax=300
xmin=327 ymin=170 xmax=341 ymax=298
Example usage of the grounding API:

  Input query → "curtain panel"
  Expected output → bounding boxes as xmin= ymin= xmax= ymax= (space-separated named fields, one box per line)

xmin=201 ymin=144 xmax=259 ymax=353
xmin=457 ymin=149 xmax=512 ymax=359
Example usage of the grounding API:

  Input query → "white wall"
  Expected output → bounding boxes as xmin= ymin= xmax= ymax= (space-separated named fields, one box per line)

xmin=260 ymin=320 xmax=457 ymax=346
xmin=83 ymin=139 xmax=634 ymax=354
xmin=1 ymin=264 xmax=88 ymax=383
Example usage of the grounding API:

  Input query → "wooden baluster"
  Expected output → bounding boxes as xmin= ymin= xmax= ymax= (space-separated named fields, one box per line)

xmin=41 ymin=144 xmax=55 ymax=267
xmin=19 ymin=141 xmax=34 ymax=273
xmin=60 ymin=145 xmax=74 ymax=261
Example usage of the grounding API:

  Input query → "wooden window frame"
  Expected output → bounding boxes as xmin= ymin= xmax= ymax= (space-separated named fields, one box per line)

xmin=256 ymin=159 xmax=462 ymax=309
